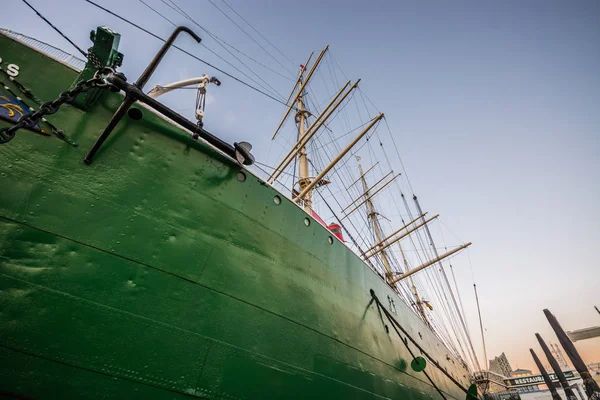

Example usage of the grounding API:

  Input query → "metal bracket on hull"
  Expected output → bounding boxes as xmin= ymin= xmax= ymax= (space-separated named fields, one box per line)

xmin=83 ymin=26 xmax=255 ymax=166
xmin=71 ymin=26 xmax=123 ymax=111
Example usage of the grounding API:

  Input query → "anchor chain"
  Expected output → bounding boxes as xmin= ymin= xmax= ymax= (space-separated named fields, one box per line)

xmin=0 ymin=68 xmax=113 ymax=144
xmin=0 ymin=69 xmax=76 ymax=145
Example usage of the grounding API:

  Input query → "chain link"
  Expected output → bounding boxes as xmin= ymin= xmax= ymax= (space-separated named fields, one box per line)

xmin=0 ymin=69 xmax=113 ymax=144
xmin=1 ymin=75 xmax=75 ymax=146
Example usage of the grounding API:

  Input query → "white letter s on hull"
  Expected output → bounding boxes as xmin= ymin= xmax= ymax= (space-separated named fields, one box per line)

xmin=6 ymin=64 xmax=19 ymax=77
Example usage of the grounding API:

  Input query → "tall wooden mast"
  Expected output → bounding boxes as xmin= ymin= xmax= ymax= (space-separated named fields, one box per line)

xmin=269 ymin=46 xmax=381 ymax=216
xmin=356 ymin=156 xmax=394 ymax=282
xmin=356 ymin=155 xmax=430 ymax=324
xmin=295 ymin=71 xmax=312 ymax=211
xmin=397 ymin=241 xmax=431 ymax=328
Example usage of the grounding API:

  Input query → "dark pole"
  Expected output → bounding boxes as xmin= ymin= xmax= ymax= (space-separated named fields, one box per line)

xmin=595 ymin=306 xmax=599 ymax=317
xmin=536 ymin=333 xmax=578 ymax=400
xmin=544 ymin=309 xmax=600 ymax=399
xmin=574 ymin=384 xmax=586 ymax=400
xmin=531 ymin=349 xmax=563 ymax=400
xmin=134 ymin=26 xmax=201 ymax=89
xmin=84 ymin=26 xmax=202 ymax=164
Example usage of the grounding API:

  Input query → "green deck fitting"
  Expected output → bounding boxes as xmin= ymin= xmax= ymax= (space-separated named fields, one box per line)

xmin=71 ymin=26 xmax=123 ymax=110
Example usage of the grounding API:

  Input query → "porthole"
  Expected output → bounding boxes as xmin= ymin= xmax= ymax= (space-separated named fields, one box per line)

xmin=303 ymin=218 xmax=311 ymax=227
xmin=273 ymin=195 xmax=281 ymax=205
xmin=327 ymin=236 xmax=334 ymax=245
xmin=128 ymin=108 xmax=143 ymax=120
xmin=236 ymin=172 xmax=246 ymax=182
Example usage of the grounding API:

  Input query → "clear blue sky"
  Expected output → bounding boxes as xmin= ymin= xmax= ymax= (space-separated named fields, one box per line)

xmin=2 ymin=0 xmax=599 ymax=371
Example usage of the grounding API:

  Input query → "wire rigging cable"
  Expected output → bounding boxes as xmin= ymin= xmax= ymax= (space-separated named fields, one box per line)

xmin=371 ymin=290 xmax=477 ymax=398
xmin=218 ymin=0 xmax=296 ymax=67
xmin=156 ymin=0 xmax=287 ymax=101
xmin=139 ymin=0 xmax=284 ymax=102
xmin=372 ymin=295 xmax=448 ymax=400
xmin=20 ymin=0 xmax=87 ymax=57
xmin=158 ymin=0 xmax=292 ymax=81
xmin=353 ymin=79 xmax=475 ymax=367
xmin=139 ymin=0 xmax=176 ymax=25
xmin=203 ymin=0 xmax=296 ymax=78
xmin=82 ymin=0 xmax=291 ymax=107
xmin=315 ymin=51 xmax=479 ymax=369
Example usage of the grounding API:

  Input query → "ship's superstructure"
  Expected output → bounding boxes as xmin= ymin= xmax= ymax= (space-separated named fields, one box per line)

xmin=0 ymin=15 xmax=480 ymax=400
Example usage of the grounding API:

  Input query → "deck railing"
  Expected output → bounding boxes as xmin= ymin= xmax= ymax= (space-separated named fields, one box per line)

xmin=0 ymin=28 xmax=86 ymax=71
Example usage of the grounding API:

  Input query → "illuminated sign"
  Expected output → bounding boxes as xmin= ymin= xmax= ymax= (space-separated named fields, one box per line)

xmin=505 ymin=370 xmax=577 ymax=387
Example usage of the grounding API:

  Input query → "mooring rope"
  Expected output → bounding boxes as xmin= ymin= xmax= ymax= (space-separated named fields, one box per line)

xmin=373 ymin=294 xmax=448 ymax=400
xmin=370 ymin=289 xmax=478 ymax=399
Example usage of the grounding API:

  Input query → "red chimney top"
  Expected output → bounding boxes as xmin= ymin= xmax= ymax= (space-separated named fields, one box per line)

xmin=328 ymin=223 xmax=344 ymax=242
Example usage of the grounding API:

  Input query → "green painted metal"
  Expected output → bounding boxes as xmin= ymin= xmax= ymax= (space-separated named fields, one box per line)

xmin=467 ymin=384 xmax=479 ymax=400
xmin=0 ymin=31 xmax=472 ymax=399
xmin=71 ymin=26 xmax=123 ymax=110
xmin=412 ymin=357 xmax=427 ymax=373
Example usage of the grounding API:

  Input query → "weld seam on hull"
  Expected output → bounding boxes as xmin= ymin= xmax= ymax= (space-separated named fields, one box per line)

xmin=0 ymin=215 xmax=442 ymax=394
xmin=0 ymin=343 xmax=205 ymax=399
xmin=0 ymin=273 xmax=448 ymax=399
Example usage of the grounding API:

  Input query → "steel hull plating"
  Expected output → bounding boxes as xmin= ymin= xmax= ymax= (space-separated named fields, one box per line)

xmin=0 ymin=33 xmax=470 ymax=399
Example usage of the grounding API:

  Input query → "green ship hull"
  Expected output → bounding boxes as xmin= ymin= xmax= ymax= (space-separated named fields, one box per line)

xmin=0 ymin=30 xmax=471 ymax=399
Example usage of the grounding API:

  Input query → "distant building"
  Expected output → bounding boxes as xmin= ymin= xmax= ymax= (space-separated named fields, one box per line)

xmin=489 ymin=353 xmax=513 ymax=378
xmin=477 ymin=370 xmax=511 ymax=394
xmin=511 ymin=369 xmax=532 ymax=377
xmin=510 ymin=368 xmax=537 ymax=393
xmin=481 ymin=353 xmax=514 ymax=394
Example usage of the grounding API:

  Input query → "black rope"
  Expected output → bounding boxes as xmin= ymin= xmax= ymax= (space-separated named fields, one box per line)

xmin=83 ymin=0 xmax=291 ymax=108
xmin=371 ymin=290 xmax=474 ymax=397
xmin=20 ymin=0 xmax=87 ymax=57
xmin=373 ymin=297 xmax=448 ymax=400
